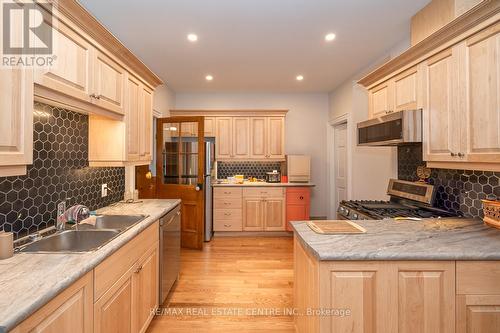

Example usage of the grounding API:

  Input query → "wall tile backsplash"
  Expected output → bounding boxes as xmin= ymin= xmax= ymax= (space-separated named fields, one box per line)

xmin=0 ymin=103 xmax=125 ymax=239
xmin=398 ymin=144 xmax=499 ymax=219
xmin=217 ymin=161 xmax=282 ymax=180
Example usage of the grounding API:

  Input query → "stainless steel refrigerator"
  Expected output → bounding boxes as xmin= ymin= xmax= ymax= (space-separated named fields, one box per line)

xmin=204 ymin=139 xmax=215 ymax=242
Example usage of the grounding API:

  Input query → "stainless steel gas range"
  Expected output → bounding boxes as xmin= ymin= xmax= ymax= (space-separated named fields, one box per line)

xmin=337 ymin=179 xmax=460 ymax=220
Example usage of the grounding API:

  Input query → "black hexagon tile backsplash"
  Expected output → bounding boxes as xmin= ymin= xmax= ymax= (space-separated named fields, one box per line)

xmin=398 ymin=144 xmax=499 ymax=219
xmin=0 ymin=103 xmax=125 ymax=239
xmin=217 ymin=161 xmax=282 ymax=180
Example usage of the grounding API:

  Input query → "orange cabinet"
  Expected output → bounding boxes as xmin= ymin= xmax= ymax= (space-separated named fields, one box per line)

xmin=286 ymin=188 xmax=311 ymax=231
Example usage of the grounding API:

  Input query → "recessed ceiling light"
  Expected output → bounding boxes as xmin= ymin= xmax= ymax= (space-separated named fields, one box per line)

xmin=205 ymin=75 xmax=214 ymax=81
xmin=296 ymin=75 xmax=304 ymax=81
xmin=187 ymin=34 xmax=198 ymax=42
xmin=325 ymin=33 xmax=336 ymax=42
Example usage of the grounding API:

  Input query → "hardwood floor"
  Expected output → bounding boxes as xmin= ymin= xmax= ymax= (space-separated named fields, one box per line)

xmin=147 ymin=236 xmax=295 ymax=333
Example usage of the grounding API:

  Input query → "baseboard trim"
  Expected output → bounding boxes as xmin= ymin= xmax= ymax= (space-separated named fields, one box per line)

xmin=213 ymin=231 xmax=292 ymax=237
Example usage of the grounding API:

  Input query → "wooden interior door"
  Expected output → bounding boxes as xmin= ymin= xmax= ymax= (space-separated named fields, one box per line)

xmin=156 ymin=117 xmax=205 ymax=249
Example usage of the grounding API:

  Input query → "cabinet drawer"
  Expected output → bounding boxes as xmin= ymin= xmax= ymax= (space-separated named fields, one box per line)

xmin=94 ymin=220 xmax=159 ymax=301
xmin=214 ymin=198 xmax=242 ymax=209
xmin=214 ymin=218 xmax=242 ymax=231
xmin=214 ymin=187 xmax=243 ymax=198
xmin=457 ymin=261 xmax=500 ymax=294
xmin=243 ymin=187 xmax=284 ymax=198
xmin=286 ymin=188 xmax=310 ymax=204
xmin=214 ymin=208 xmax=242 ymax=221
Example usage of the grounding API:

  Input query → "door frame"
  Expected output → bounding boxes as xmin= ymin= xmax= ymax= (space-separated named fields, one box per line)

xmin=327 ymin=114 xmax=352 ymax=219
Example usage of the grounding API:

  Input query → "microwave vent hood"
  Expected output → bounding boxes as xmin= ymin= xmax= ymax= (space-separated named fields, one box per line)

xmin=357 ymin=109 xmax=422 ymax=146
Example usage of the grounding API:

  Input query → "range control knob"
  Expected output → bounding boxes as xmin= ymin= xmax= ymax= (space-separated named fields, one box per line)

xmin=352 ymin=213 xmax=359 ymax=220
xmin=344 ymin=209 xmax=350 ymax=216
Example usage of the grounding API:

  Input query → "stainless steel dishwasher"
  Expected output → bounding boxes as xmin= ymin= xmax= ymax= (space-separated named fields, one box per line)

xmin=159 ymin=205 xmax=181 ymax=304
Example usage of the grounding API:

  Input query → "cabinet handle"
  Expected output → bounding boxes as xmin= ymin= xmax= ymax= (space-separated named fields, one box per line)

xmin=450 ymin=152 xmax=457 ymax=157
xmin=90 ymin=93 xmax=96 ymax=99
xmin=134 ymin=265 xmax=143 ymax=274
xmin=224 ymin=213 xmax=231 ymax=216
xmin=224 ymin=224 xmax=232 ymax=227
xmin=223 ymin=191 xmax=231 ymax=195
xmin=96 ymin=94 xmax=101 ymax=100
xmin=458 ymin=152 xmax=464 ymax=157
xmin=223 ymin=202 xmax=231 ymax=205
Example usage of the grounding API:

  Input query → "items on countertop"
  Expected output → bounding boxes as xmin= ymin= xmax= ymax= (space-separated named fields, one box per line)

xmin=0 ymin=231 xmax=13 ymax=260
xmin=265 ymin=170 xmax=281 ymax=183
xmin=483 ymin=200 xmax=500 ymax=229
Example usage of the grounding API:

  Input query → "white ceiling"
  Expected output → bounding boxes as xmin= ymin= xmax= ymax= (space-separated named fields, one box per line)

xmin=79 ymin=0 xmax=429 ymax=93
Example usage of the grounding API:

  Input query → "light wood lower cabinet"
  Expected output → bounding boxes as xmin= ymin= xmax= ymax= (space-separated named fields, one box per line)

xmin=213 ymin=188 xmax=243 ymax=231
xmin=242 ymin=188 xmax=286 ymax=231
xmin=13 ymin=222 xmax=159 ymax=333
xmin=294 ymin=238 xmax=458 ymax=333
xmin=11 ymin=272 xmax=93 ymax=333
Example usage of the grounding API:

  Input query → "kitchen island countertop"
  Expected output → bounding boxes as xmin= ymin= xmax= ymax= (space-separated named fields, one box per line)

xmin=291 ymin=217 xmax=500 ymax=261
xmin=0 ymin=199 xmax=180 ymax=333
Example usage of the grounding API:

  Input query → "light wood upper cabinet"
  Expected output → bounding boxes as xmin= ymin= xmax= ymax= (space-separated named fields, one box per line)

xmin=139 ymin=86 xmax=153 ymax=161
xmin=394 ymin=67 xmax=418 ymax=111
xmin=91 ymin=49 xmax=126 ymax=115
xmin=0 ymin=67 xmax=33 ymax=177
xmin=250 ymin=117 xmax=267 ymax=159
xmin=369 ymin=80 xmax=394 ymax=118
xmin=126 ymin=75 xmax=141 ymax=161
xmin=204 ymin=117 xmax=216 ymax=137
xmin=216 ymin=117 xmax=233 ymax=159
xmin=12 ymin=272 xmax=93 ymax=333
xmin=34 ymin=19 xmax=92 ymax=103
xmin=422 ymin=48 xmax=461 ymax=162
xmin=232 ymin=117 xmax=250 ymax=159
xmin=462 ymin=24 xmax=500 ymax=163
xmin=267 ymin=117 xmax=285 ymax=159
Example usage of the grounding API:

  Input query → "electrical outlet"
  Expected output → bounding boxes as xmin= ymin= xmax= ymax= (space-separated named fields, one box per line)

xmin=101 ymin=184 xmax=108 ymax=198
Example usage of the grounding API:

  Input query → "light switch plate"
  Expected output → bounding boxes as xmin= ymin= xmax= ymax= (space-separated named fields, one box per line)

xmin=101 ymin=184 xmax=108 ymax=198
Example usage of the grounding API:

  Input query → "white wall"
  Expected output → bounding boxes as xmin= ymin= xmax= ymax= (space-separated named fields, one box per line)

xmin=326 ymin=38 xmax=410 ymax=211
xmin=153 ymin=84 xmax=176 ymax=116
xmin=175 ymin=92 xmax=329 ymax=217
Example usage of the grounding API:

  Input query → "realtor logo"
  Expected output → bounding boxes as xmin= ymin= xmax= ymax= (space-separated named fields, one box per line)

xmin=1 ymin=0 xmax=54 ymax=67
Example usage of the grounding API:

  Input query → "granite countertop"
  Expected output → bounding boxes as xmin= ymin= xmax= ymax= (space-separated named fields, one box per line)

xmin=212 ymin=182 xmax=315 ymax=187
xmin=0 ymin=199 xmax=180 ymax=333
xmin=292 ymin=218 xmax=500 ymax=261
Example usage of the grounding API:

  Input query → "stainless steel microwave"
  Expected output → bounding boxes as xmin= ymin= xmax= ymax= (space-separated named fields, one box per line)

xmin=357 ymin=109 xmax=422 ymax=146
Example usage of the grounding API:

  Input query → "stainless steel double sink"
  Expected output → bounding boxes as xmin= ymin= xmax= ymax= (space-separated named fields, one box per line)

xmin=19 ymin=215 xmax=147 ymax=253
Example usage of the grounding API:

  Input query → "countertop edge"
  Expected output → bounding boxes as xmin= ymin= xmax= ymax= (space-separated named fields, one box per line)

xmin=212 ymin=183 xmax=315 ymax=187
xmin=0 ymin=199 xmax=181 ymax=333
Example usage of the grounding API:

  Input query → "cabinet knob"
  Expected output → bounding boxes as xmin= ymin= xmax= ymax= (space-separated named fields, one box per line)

xmin=300 ymin=196 xmax=304 ymax=200
xmin=458 ymin=152 xmax=464 ymax=157
xmin=134 ymin=265 xmax=143 ymax=274
xmin=450 ymin=152 xmax=457 ymax=157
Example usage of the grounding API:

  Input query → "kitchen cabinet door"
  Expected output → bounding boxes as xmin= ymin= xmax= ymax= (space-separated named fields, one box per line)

xmin=133 ymin=244 xmax=159 ymax=333
xmin=457 ymin=295 xmax=500 ymax=333
xmin=12 ymin=273 xmax=93 ymax=333
xmin=462 ymin=24 xmax=500 ymax=163
xmin=243 ymin=198 xmax=264 ymax=231
xmin=126 ymin=75 xmax=141 ymax=161
xmin=139 ymin=86 xmax=153 ymax=162
xmin=368 ymin=80 xmax=394 ymax=118
xmin=94 ymin=267 xmax=134 ymax=333
xmin=267 ymin=117 xmax=285 ymax=159
xmin=34 ymin=19 xmax=92 ymax=104
xmin=422 ymin=48 xmax=462 ymax=162
xmin=394 ymin=66 xmax=418 ymax=112
xmin=204 ymin=117 xmax=216 ymax=137
xmin=264 ymin=198 xmax=286 ymax=231
xmin=216 ymin=117 xmax=233 ymax=159
xmin=0 ymin=67 xmax=33 ymax=176
xmin=396 ymin=261 xmax=455 ymax=333
xmin=232 ymin=117 xmax=250 ymax=159
xmin=91 ymin=49 xmax=126 ymax=115
xmin=250 ymin=117 xmax=267 ymax=159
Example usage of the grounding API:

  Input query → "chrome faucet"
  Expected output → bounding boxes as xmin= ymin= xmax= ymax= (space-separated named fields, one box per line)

xmin=56 ymin=201 xmax=66 ymax=231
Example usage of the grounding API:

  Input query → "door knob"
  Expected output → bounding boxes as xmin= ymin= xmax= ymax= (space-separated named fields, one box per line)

xmin=195 ymin=186 xmax=201 ymax=191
